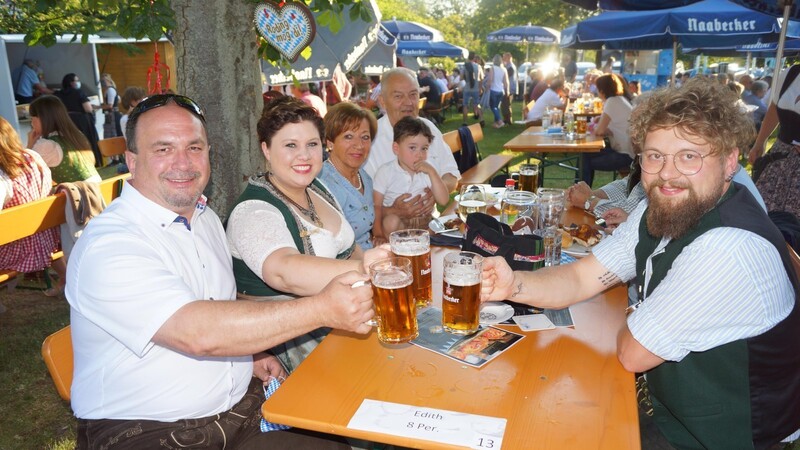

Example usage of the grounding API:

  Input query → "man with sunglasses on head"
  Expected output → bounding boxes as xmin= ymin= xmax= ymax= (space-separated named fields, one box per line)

xmin=481 ymin=78 xmax=800 ymax=449
xmin=65 ymin=94 xmax=369 ymax=449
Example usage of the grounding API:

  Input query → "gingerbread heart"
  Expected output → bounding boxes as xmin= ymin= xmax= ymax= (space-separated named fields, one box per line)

xmin=254 ymin=2 xmax=316 ymax=62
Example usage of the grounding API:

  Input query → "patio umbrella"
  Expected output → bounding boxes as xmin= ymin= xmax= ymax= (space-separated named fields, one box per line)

xmin=487 ymin=24 xmax=561 ymax=54
xmin=358 ymin=25 xmax=397 ymax=75
xmin=730 ymin=0 xmax=799 ymax=102
xmin=487 ymin=23 xmax=560 ymax=104
xmin=381 ymin=18 xmax=444 ymax=41
xmin=396 ymin=41 xmax=468 ymax=58
xmin=737 ymin=37 xmax=800 ymax=53
xmin=683 ymin=19 xmax=800 ymax=71
xmin=261 ymin=0 xmax=381 ymax=85
xmin=562 ymin=0 xmax=791 ymax=84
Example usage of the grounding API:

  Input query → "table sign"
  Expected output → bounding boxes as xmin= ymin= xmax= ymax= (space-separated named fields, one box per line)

xmin=348 ymin=399 xmax=506 ymax=449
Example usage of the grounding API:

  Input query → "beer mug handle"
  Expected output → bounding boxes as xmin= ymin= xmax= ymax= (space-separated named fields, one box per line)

xmin=352 ymin=280 xmax=378 ymax=327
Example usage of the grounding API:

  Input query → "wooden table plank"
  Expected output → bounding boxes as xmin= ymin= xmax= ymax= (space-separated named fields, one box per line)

xmin=503 ymin=127 xmax=605 ymax=154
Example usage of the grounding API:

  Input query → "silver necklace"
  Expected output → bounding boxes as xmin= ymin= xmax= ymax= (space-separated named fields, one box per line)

xmin=268 ymin=175 xmax=323 ymax=228
xmin=327 ymin=158 xmax=362 ymax=190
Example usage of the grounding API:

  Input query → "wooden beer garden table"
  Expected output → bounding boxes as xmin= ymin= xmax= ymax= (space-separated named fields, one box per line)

xmin=503 ymin=126 xmax=606 ymax=184
xmin=262 ymin=207 xmax=640 ymax=449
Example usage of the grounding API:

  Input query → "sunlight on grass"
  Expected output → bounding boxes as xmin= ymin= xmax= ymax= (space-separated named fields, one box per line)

xmin=48 ymin=438 xmax=77 ymax=450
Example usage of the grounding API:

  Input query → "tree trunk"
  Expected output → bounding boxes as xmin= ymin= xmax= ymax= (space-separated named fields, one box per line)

xmin=171 ymin=0 xmax=264 ymax=218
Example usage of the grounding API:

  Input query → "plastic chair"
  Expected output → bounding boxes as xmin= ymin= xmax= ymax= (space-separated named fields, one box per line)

xmin=41 ymin=325 xmax=73 ymax=401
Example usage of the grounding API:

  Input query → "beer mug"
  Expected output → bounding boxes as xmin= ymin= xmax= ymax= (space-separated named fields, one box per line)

xmin=389 ymin=229 xmax=432 ymax=309
xmin=518 ymin=163 xmax=539 ymax=193
xmin=368 ymin=257 xmax=418 ymax=344
xmin=538 ymin=188 xmax=565 ymax=229
xmin=442 ymin=251 xmax=484 ymax=335
xmin=576 ymin=116 xmax=588 ymax=136
xmin=593 ymin=97 xmax=603 ymax=114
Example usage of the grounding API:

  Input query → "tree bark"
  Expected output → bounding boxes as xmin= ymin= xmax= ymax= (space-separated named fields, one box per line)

xmin=171 ymin=0 xmax=264 ymax=218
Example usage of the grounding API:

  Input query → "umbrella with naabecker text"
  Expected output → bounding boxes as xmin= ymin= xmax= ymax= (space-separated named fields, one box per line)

xmin=396 ymin=41 xmax=468 ymax=58
xmin=381 ymin=18 xmax=444 ymax=42
xmin=561 ymin=0 xmax=792 ymax=84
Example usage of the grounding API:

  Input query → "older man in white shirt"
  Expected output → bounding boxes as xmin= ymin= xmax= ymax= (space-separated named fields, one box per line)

xmin=364 ymin=68 xmax=460 ymax=220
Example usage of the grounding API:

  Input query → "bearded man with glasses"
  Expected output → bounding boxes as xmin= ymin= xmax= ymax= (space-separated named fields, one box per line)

xmin=480 ymin=78 xmax=799 ymax=449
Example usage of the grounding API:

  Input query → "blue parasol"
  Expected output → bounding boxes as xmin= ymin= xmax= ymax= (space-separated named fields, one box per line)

xmin=487 ymin=24 xmax=560 ymax=45
xmin=396 ymin=41 xmax=468 ymax=58
xmin=488 ymin=23 xmax=561 ymax=101
xmin=566 ymin=0 xmax=784 ymax=48
xmin=730 ymin=0 xmax=799 ymax=102
xmin=561 ymin=0 xmax=793 ymax=84
xmin=381 ymin=19 xmax=444 ymax=42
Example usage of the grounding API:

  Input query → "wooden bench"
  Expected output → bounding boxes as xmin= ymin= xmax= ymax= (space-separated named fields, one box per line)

xmin=0 ymin=173 xmax=130 ymax=288
xmin=522 ymin=99 xmax=535 ymax=119
xmin=442 ymin=123 xmax=516 ymax=188
xmin=97 ymin=136 xmax=127 ymax=167
xmin=422 ymin=90 xmax=454 ymax=125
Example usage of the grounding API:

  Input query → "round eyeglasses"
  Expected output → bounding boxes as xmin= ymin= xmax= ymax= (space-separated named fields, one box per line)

xmin=638 ymin=150 xmax=711 ymax=176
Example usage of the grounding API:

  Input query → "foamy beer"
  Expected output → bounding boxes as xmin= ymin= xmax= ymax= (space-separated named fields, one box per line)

xmin=519 ymin=163 xmax=539 ymax=194
xmin=442 ymin=251 xmax=484 ymax=334
xmin=389 ymin=229 xmax=432 ymax=308
xmin=369 ymin=257 xmax=418 ymax=344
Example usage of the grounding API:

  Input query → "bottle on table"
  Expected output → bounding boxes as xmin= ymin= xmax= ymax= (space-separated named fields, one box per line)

xmin=564 ymin=108 xmax=576 ymax=139
xmin=501 ymin=179 xmax=538 ymax=230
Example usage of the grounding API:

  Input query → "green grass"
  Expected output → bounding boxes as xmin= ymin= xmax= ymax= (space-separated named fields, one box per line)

xmin=0 ymin=166 xmax=126 ymax=449
xmin=0 ymin=276 xmax=75 ymax=450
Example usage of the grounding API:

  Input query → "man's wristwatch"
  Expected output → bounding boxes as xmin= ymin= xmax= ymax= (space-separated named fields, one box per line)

xmin=584 ymin=195 xmax=597 ymax=211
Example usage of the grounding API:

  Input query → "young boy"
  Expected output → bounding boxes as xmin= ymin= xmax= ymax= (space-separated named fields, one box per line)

xmin=372 ymin=117 xmax=450 ymax=243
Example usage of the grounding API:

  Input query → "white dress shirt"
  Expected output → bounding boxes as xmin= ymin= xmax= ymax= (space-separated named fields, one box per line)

xmin=67 ymin=183 xmax=251 ymax=420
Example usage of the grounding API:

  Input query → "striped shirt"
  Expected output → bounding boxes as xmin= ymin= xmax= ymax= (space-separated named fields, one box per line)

xmin=595 ymin=178 xmax=644 ymax=216
xmin=593 ymin=200 xmax=794 ymax=362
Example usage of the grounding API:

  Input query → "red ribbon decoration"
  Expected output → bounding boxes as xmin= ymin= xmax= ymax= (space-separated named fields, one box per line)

xmin=146 ymin=42 xmax=171 ymax=94
xmin=145 ymin=0 xmax=171 ymax=94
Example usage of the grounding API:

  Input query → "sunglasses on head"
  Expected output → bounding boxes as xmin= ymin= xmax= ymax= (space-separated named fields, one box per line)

xmin=128 ymin=94 xmax=206 ymax=123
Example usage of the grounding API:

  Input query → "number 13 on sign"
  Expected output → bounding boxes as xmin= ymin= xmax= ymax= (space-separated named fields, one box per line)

xmin=473 ymin=434 xmax=502 ymax=449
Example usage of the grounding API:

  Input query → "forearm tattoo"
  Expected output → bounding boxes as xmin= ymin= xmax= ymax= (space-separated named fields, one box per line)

xmin=598 ymin=271 xmax=618 ymax=287
xmin=511 ymin=282 xmax=523 ymax=298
